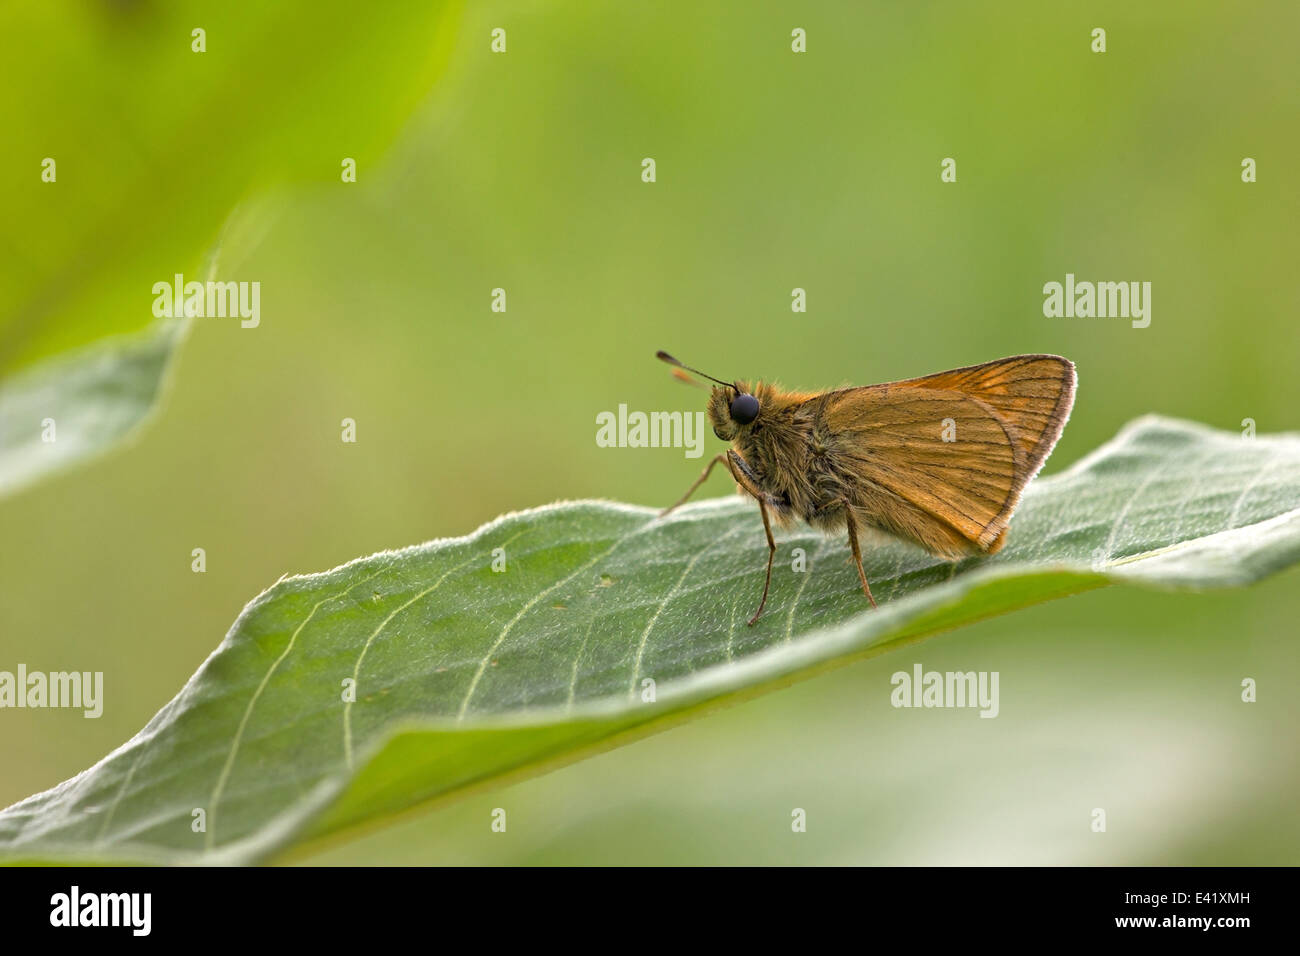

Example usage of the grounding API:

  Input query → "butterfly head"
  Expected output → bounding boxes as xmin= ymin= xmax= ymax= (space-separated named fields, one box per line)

xmin=707 ymin=382 xmax=759 ymax=440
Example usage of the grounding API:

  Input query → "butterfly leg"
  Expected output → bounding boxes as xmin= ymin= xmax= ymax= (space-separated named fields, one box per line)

xmin=718 ymin=451 xmax=780 ymax=625
xmin=660 ymin=453 xmax=729 ymax=517
xmin=661 ymin=450 xmax=779 ymax=624
xmin=841 ymin=505 xmax=878 ymax=609
xmin=747 ymin=497 xmax=778 ymax=627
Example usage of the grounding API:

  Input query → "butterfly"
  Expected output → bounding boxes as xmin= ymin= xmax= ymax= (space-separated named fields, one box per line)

xmin=657 ymin=352 xmax=1077 ymax=625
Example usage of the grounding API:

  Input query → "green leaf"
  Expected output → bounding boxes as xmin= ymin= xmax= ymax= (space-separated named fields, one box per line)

xmin=0 ymin=0 xmax=462 ymax=373
xmin=0 ymin=2 xmax=461 ymax=496
xmin=2 ymin=415 xmax=1297 ymax=864
xmin=0 ymin=319 xmax=185 ymax=498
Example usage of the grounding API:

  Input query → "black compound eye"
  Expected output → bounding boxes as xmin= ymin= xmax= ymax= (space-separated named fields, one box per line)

xmin=729 ymin=392 xmax=760 ymax=425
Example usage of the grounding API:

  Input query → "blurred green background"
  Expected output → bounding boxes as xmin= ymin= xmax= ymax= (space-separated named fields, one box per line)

xmin=2 ymin=0 xmax=1298 ymax=863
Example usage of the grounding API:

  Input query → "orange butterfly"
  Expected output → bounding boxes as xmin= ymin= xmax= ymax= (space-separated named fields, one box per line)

xmin=658 ymin=352 xmax=1076 ymax=625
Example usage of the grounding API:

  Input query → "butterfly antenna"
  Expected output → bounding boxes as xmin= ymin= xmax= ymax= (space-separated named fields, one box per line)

xmin=669 ymin=367 xmax=709 ymax=389
xmin=656 ymin=350 xmax=733 ymax=389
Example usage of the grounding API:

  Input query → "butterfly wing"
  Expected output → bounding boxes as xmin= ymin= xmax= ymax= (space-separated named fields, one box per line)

xmin=819 ymin=354 xmax=1076 ymax=556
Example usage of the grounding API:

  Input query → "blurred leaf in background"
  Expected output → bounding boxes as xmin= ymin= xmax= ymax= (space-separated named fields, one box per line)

xmin=0 ymin=318 xmax=182 ymax=497
xmin=0 ymin=0 xmax=461 ymax=490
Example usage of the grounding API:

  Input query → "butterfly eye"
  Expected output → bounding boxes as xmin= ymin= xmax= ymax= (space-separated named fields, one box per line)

xmin=729 ymin=392 xmax=760 ymax=425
